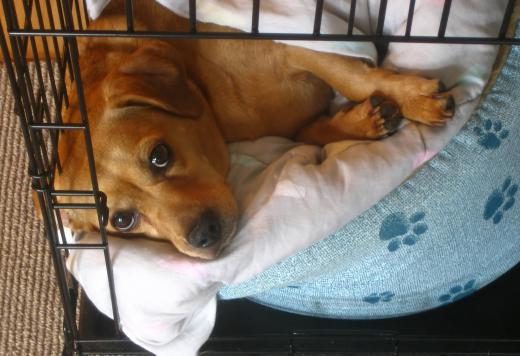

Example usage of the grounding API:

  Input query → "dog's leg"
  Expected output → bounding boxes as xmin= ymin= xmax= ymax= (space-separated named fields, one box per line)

xmin=296 ymin=94 xmax=402 ymax=145
xmin=287 ymin=47 xmax=454 ymax=127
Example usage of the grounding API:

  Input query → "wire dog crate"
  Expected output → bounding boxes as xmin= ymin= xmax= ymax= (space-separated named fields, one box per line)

xmin=1 ymin=0 xmax=520 ymax=355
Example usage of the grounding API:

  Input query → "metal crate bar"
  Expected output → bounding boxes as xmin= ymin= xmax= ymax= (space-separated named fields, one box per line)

xmin=0 ymin=22 xmax=39 ymax=178
xmin=30 ymin=122 xmax=86 ymax=129
xmin=7 ymin=29 xmax=520 ymax=45
xmin=32 ymin=0 xmax=66 ymax=177
xmin=45 ymin=0 xmax=70 ymax=107
xmin=35 ymin=188 xmax=79 ymax=354
xmin=189 ymin=0 xmax=196 ymax=33
xmin=56 ymin=243 xmax=107 ymax=250
xmin=347 ymin=0 xmax=356 ymax=35
xmin=2 ymin=2 xmax=45 ymax=175
xmin=252 ymin=0 xmax=260 ymax=34
xmin=33 ymin=0 xmax=61 ymax=121
xmin=54 ymin=203 xmax=97 ymax=209
xmin=82 ymin=0 xmax=89 ymax=27
xmin=60 ymin=0 xmax=122 ymax=337
xmin=6 ymin=0 xmax=516 ymax=45
xmin=125 ymin=0 xmax=134 ymax=32
xmin=21 ymin=0 xmax=62 ymax=174
xmin=438 ymin=0 xmax=452 ymax=37
xmin=313 ymin=0 xmax=324 ymax=35
xmin=20 ymin=0 xmax=31 ymax=57
xmin=55 ymin=0 xmax=75 ymax=83
xmin=54 ymin=205 xmax=70 ymax=252
xmin=376 ymin=0 xmax=388 ymax=36
xmin=51 ymin=190 xmax=96 ymax=197
xmin=405 ymin=0 xmax=416 ymax=37
xmin=74 ymin=0 xmax=83 ymax=30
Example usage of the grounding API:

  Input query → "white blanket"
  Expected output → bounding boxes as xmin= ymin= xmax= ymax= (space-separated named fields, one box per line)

xmin=71 ymin=1 xmax=507 ymax=355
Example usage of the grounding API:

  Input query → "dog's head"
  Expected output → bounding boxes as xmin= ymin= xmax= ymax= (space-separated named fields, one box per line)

xmin=54 ymin=41 xmax=238 ymax=259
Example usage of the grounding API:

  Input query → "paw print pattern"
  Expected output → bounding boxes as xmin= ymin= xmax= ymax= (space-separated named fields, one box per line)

xmin=379 ymin=212 xmax=428 ymax=252
xmin=474 ymin=119 xmax=509 ymax=150
xmin=438 ymin=280 xmax=477 ymax=304
xmin=484 ymin=177 xmax=518 ymax=224
xmin=363 ymin=291 xmax=395 ymax=304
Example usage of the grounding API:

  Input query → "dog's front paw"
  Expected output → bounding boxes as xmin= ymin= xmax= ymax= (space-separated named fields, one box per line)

xmin=395 ymin=79 xmax=455 ymax=126
xmin=332 ymin=94 xmax=403 ymax=140
xmin=402 ymin=93 xmax=455 ymax=126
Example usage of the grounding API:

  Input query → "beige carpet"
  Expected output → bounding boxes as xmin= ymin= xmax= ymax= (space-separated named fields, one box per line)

xmin=0 ymin=66 xmax=63 ymax=355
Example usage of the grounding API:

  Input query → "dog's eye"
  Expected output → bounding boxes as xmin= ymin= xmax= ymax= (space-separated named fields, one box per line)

xmin=111 ymin=211 xmax=138 ymax=232
xmin=149 ymin=144 xmax=171 ymax=171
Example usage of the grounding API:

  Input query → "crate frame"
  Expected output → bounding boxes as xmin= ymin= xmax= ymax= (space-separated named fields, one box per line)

xmin=1 ymin=0 xmax=519 ymax=355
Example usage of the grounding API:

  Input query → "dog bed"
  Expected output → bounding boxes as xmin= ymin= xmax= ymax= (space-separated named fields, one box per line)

xmin=66 ymin=1 xmax=515 ymax=355
xmin=219 ymin=33 xmax=520 ymax=318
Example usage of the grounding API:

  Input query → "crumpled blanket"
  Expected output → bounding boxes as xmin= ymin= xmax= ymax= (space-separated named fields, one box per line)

xmin=69 ymin=1 xmax=508 ymax=355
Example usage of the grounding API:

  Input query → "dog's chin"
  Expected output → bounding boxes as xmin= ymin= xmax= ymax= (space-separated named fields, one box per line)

xmin=184 ymin=246 xmax=221 ymax=260
xmin=181 ymin=240 xmax=228 ymax=260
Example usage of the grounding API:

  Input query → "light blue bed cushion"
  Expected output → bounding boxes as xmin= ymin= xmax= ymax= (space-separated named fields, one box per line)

xmin=218 ymin=30 xmax=520 ymax=319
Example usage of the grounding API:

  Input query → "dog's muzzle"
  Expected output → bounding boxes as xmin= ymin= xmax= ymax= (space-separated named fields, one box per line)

xmin=187 ymin=209 xmax=222 ymax=248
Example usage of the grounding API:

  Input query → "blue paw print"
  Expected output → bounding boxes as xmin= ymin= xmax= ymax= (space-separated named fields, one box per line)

xmin=474 ymin=119 xmax=509 ymax=149
xmin=438 ymin=280 xmax=477 ymax=304
xmin=484 ymin=177 xmax=518 ymax=224
xmin=379 ymin=212 xmax=428 ymax=252
xmin=363 ymin=291 xmax=395 ymax=304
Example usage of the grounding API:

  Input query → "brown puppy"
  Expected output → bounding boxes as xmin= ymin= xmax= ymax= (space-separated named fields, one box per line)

xmin=55 ymin=1 xmax=454 ymax=259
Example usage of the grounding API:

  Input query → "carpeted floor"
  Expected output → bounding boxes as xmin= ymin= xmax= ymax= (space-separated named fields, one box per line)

xmin=0 ymin=66 xmax=62 ymax=355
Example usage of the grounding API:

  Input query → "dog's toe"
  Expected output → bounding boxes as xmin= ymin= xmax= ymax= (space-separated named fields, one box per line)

xmin=379 ymin=102 xmax=403 ymax=134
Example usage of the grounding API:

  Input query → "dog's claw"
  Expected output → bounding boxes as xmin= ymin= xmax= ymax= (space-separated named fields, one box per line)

xmin=437 ymin=81 xmax=447 ymax=93
xmin=445 ymin=96 xmax=455 ymax=111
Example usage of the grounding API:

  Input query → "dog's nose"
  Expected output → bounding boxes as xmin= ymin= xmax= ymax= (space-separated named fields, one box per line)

xmin=187 ymin=210 xmax=222 ymax=248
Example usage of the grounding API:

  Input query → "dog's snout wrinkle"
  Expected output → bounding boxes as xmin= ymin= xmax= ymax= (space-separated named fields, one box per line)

xmin=187 ymin=209 xmax=222 ymax=248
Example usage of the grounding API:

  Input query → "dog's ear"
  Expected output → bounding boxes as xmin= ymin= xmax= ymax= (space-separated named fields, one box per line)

xmin=105 ymin=45 xmax=203 ymax=118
